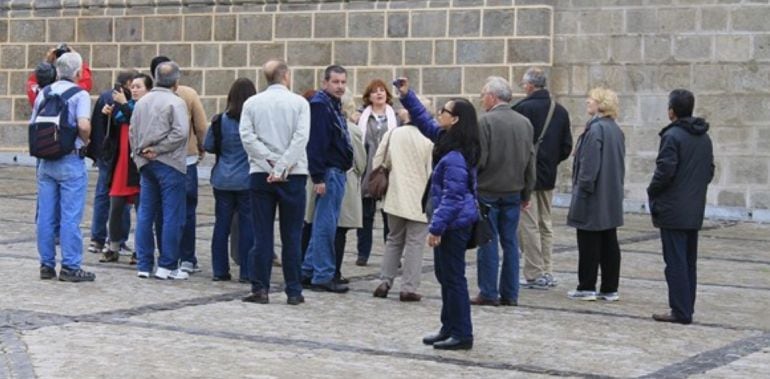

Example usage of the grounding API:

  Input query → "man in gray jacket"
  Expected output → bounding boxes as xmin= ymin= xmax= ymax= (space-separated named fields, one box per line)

xmin=130 ymin=61 xmax=190 ymax=280
xmin=473 ymin=76 xmax=535 ymax=307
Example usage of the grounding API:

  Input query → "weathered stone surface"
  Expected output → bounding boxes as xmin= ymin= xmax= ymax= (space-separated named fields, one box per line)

xmin=9 ymin=71 xmax=28 ymax=97
xmin=718 ymin=189 xmax=746 ymax=207
xmin=13 ymin=97 xmax=31 ymax=122
xmin=159 ymin=43 xmax=192 ymax=67
xmin=411 ymin=11 xmax=446 ymax=37
xmin=508 ymin=38 xmax=550 ymax=64
xmin=205 ymin=69 xmax=236 ymax=96
xmin=286 ymin=41 xmax=332 ymax=67
xmin=119 ymin=44 xmax=157 ymax=68
xmin=462 ymin=66 xmax=509 ymax=94
xmin=214 ymin=15 xmax=236 ymax=41
xmin=90 ymin=44 xmax=119 ymax=68
xmin=180 ymin=69 xmax=203 ymax=92
xmin=449 ymin=10 xmax=480 ymax=37
xmin=1 ymin=45 xmax=26 ymax=69
xmin=144 ymin=16 xmax=183 ymax=42
xmin=194 ymin=44 xmax=220 ymax=67
xmin=114 ymin=17 xmax=142 ymax=43
xmin=291 ymin=68 xmax=316 ymax=95
xmin=26 ymin=45 xmax=50 ymax=69
xmin=610 ymin=35 xmax=642 ymax=63
xmin=456 ymin=39 xmax=504 ymax=64
xmin=184 ymin=16 xmax=212 ymax=41
xmin=47 ymin=19 xmax=75 ymax=43
xmin=0 ymin=20 xmax=7 ymax=43
xmin=731 ymin=6 xmax=770 ymax=32
xmin=333 ymin=41 xmax=368 ymax=66
xmin=516 ymin=7 xmax=550 ymax=37
xmin=276 ymin=13 xmax=312 ymax=38
xmin=77 ymin=18 xmax=112 ymax=42
xmin=578 ymin=10 xmax=623 ymax=35
xmin=314 ymin=13 xmax=346 ymax=38
xmin=700 ymin=7 xmax=728 ymax=31
xmin=673 ymin=35 xmax=712 ymax=62
xmin=657 ymin=8 xmax=696 ymax=33
xmin=370 ymin=41 xmax=403 ymax=66
xmin=9 ymin=20 xmax=45 ymax=43
xmin=355 ymin=68 xmax=394 ymax=94
xmin=250 ymin=43 xmax=285 ymax=67
xmin=715 ymin=35 xmax=751 ymax=62
xmin=434 ymin=39 xmax=454 ymax=65
xmin=0 ymin=98 xmax=11 ymax=121
xmin=221 ymin=43 xmax=248 ymax=67
xmin=423 ymin=67 xmax=461 ymax=94
xmin=0 ymin=72 xmax=7 ymax=96
xmin=238 ymin=14 xmax=272 ymax=41
xmin=553 ymin=10 xmax=577 ymax=35
xmin=387 ymin=12 xmax=409 ymax=38
xmin=643 ymin=35 xmax=671 ymax=62
xmin=404 ymin=41 xmax=432 ymax=65
xmin=625 ymin=8 xmax=657 ymax=34
xmin=482 ymin=9 xmax=514 ymax=37
xmin=348 ymin=12 xmax=385 ymax=38
xmin=89 ymin=69 xmax=112 ymax=95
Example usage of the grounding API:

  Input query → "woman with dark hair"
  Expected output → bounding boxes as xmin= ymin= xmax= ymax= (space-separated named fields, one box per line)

xmin=99 ymin=73 xmax=153 ymax=264
xmin=396 ymin=78 xmax=480 ymax=350
xmin=204 ymin=78 xmax=258 ymax=281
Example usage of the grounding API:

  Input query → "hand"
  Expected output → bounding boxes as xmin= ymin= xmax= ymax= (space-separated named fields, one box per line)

xmin=521 ymin=200 xmax=531 ymax=210
xmin=427 ymin=233 xmax=442 ymax=247
xmin=112 ymin=90 xmax=127 ymax=105
xmin=45 ymin=48 xmax=57 ymax=63
xmin=395 ymin=77 xmax=409 ymax=97
xmin=101 ymin=104 xmax=113 ymax=116
xmin=313 ymin=183 xmax=326 ymax=196
xmin=141 ymin=148 xmax=157 ymax=160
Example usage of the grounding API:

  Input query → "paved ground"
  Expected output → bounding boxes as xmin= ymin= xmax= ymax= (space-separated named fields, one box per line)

xmin=0 ymin=163 xmax=768 ymax=379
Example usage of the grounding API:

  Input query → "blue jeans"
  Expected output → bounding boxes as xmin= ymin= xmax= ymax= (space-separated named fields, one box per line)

xmin=661 ymin=229 xmax=698 ymax=322
xmin=179 ymin=163 xmax=199 ymax=265
xmin=212 ymin=188 xmax=253 ymax=279
xmin=302 ymin=168 xmax=346 ymax=284
xmin=135 ymin=161 xmax=186 ymax=272
xmin=249 ymin=174 xmax=307 ymax=296
xmin=434 ymin=226 xmax=473 ymax=341
xmin=90 ymin=159 xmax=130 ymax=245
xmin=476 ymin=193 xmax=522 ymax=302
xmin=37 ymin=154 xmax=88 ymax=270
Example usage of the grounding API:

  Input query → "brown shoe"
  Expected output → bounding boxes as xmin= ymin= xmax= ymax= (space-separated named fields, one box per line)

xmin=470 ymin=295 xmax=500 ymax=306
xmin=99 ymin=250 xmax=119 ymax=263
xmin=399 ymin=292 xmax=422 ymax=302
xmin=242 ymin=290 xmax=269 ymax=304
xmin=129 ymin=252 xmax=137 ymax=265
xmin=652 ymin=313 xmax=691 ymax=325
xmin=373 ymin=282 xmax=390 ymax=298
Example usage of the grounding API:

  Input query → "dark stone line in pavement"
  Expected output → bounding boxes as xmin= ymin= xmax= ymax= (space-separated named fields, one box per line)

xmin=111 ymin=319 xmax=619 ymax=379
xmin=0 ymin=329 xmax=38 ymax=378
xmin=622 ymin=248 xmax=770 ymax=266
xmin=638 ymin=332 xmax=770 ymax=379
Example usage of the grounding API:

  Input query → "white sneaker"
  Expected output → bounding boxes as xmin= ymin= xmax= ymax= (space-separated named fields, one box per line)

xmin=597 ymin=292 xmax=619 ymax=301
xmin=179 ymin=261 xmax=201 ymax=273
xmin=155 ymin=267 xmax=189 ymax=280
xmin=567 ymin=290 xmax=597 ymax=301
xmin=137 ymin=271 xmax=150 ymax=279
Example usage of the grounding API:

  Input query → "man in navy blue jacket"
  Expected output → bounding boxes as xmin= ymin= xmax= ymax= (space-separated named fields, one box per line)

xmin=301 ymin=65 xmax=354 ymax=293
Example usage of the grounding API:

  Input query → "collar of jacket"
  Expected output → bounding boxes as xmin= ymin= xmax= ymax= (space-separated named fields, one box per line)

xmin=512 ymin=88 xmax=550 ymax=108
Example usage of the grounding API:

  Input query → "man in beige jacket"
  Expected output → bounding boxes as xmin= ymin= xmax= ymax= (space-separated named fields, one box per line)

xmin=372 ymin=103 xmax=433 ymax=302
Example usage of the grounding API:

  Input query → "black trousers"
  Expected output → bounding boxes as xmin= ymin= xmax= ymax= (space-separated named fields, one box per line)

xmin=576 ymin=228 xmax=621 ymax=293
xmin=661 ymin=229 xmax=698 ymax=322
xmin=301 ymin=222 xmax=349 ymax=280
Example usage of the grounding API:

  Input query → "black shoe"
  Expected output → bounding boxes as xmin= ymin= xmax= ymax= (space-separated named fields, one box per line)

xmin=40 ymin=265 xmax=57 ymax=280
xmin=311 ymin=281 xmax=349 ymax=293
xmin=58 ymin=267 xmax=95 ymax=282
xmin=212 ymin=273 xmax=232 ymax=281
xmin=652 ymin=313 xmax=692 ymax=325
xmin=500 ymin=298 xmax=518 ymax=306
xmin=355 ymin=257 xmax=368 ymax=266
xmin=422 ymin=331 xmax=451 ymax=345
xmin=99 ymin=250 xmax=120 ymax=263
xmin=301 ymin=276 xmax=313 ymax=289
xmin=334 ymin=275 xmax=350 ymax=285
xmin=433 ymin=336 xmax=473 ymax=350
xmin=287 ymin=295 xmax=305 ymax=305
xmin=373 ymin=282 xmax=390 ymax=298
xmin=242 ymin=290 xmax=269 ymax=304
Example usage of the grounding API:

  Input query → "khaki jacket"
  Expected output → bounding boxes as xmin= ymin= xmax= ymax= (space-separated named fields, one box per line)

xmin=176 ymin=85 xmax=208 ymax=158
xmin=372 ymin=124 xmax=433 ymax=223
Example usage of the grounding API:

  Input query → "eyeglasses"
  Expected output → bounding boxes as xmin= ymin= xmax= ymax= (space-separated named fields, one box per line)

xmin=439 ymin=107 xmax=455 ymax=116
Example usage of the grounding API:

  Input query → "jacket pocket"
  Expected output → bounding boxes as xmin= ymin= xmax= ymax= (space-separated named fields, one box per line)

xmin=568 ymin=190 xmax=589 ymax=223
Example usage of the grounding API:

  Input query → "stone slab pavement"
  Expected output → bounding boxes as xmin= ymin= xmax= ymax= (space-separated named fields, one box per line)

xmin=0 ymin=164 xmax=768 ymax=379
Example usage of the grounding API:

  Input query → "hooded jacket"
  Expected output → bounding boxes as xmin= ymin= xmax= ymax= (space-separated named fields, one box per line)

xmin=647 ymin=117 xmax=714 ymax=230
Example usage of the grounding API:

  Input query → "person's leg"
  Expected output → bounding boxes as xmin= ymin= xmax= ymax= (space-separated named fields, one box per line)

xmin=357 ymin=197 xmax=376 ymax=264
xmin=434 ymin=246 xmax=449 ymax=335
xmin=440 ymin=227 xmax=473 ymax=341
xmin=36 ymin=161 xmax=59 ymax=270
xmin=277 ymin=175 xmax=307 ymax=297
xmin=576 ymin=229 xmax=600 ymax=292
xmin=380 ymin=207 xmax=389 ymax=244
xmin=539 ymin=190 xmax=555 ymax=276
xmin=211 ymin=189 xmax=236 ymax=278
xmin=119 ymin=200 xmax=132 ymax=246
xmin=380 ymin=214 xmax=407 ymax=288
xmin=249 ymin=173 xmax=277 ymax=293
xmin=236 ymin=190 xmax=254 ymax=281
xmin=156 ymin=164 xmax=187 ymax=271
xmin=58 ymin=156 xmax=88 ymax=271
xmin=334 ymin=227 xmax=348 ymax=280
xmin=306 ymin=169 xmax=346 ymax=285
xmin=89 ymin=159 xmax=110 ymax=249
xmin=105 ymin=196 xmax=128 ymax=256
xmin=301 ymin=222 xmax=312 ymax=261
xmin=498 ymin=194 xmax=521 ymax=302
xmin=686 ymin=230 xmax=699 ymax=315
xmin=179 ymin=163 xmax=199 ymax=268
xmin=661 ymin=228 xmax=693 ymax=321
xmin=519 ymin=191 xmax=543 ymax=281
xmin=400 ymin=220 xmax=428 ymax=293
xmin=599 ymin=228 xmax=621 ymax=294
xmin=135 ymin=165 xmax=160 ymax=273
xmin=476 ymin=197 xmax=501 ymax=300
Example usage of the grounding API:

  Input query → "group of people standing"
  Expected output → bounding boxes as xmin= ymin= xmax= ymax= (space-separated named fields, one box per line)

xmin=31 ymin=45 xmax=714 ymax=350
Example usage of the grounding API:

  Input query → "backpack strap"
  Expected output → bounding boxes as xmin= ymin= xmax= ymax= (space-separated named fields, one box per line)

xmin=59 ymin=86 xmax=85 ymax=102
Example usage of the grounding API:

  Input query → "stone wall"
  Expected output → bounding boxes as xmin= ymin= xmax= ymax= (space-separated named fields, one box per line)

xmin=1 ymin=0 xmax=770 ymax=220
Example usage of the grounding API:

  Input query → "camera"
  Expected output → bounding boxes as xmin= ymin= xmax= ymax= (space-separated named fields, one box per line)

xmin=54 ymin=43 xmax=71 ymax=58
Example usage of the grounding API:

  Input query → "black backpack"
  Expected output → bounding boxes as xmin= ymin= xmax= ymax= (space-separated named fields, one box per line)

xmin=28 ymin=86 xmax=85 ymax=159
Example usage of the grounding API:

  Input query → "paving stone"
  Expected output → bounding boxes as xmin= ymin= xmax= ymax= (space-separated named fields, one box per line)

xmin=144 ymin=16 xmax=183 ymax=42
xmin=348 ymin=12 xmax=385 ymax=38
xmin=314 ymin=13 xmax=346 ymax=38
xmin=276 ymin=13 xmax=312 ymax=39
xmin=411 ymin=10 xmax=446 ymax=37
xmin=286 ymin=41 xmax=332 ymax=67
xmin=114 ymin=17 xmax=142 ymax=43
xmin=448 ymin=10 xmax=480 ymax=37
xmin=238 ymin=14 xmax=272 ymax=41
xmin=77 ymin=17 xmax=112 ymax=42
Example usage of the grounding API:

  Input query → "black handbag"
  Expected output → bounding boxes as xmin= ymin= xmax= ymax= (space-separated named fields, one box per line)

xmin=466 ymin=170 xmax=493 ymax=250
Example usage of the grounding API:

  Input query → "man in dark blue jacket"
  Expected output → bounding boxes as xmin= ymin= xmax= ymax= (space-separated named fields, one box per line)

xmin=649 ymin=89 xmax=714 ymax=325
xmin=301 ymin=65 xmax=353 ymax=293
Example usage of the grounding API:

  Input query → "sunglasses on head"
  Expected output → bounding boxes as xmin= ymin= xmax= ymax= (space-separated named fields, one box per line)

xmin=439 ymin=107 xmax=455 ymax=116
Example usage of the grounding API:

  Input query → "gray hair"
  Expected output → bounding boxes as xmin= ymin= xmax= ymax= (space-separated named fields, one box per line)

xmin=483 ymin=76 xmax=513 ymax=103
xmin=522 ymin=67 xmax=547 ymax=88
xmin=154 ymin=61 xmax=181 ymax=88
xmin=55 ymin=52 xmax=82 ymax=81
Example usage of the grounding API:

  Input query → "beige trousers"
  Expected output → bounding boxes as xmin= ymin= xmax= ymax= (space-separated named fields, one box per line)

xmin=379 ymin=214 xmax=428 ymax=293
xmin=518 ymin=190 xmax=554 ymax=281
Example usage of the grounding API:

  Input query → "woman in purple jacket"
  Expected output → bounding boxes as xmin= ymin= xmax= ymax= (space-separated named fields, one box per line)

xmin=396 ymin=78 xmax=479 ymax=350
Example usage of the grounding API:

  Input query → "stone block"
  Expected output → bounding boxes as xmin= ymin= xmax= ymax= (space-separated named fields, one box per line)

xmin=120 ymin=44 xmax=157 ymax=68
xmin=0 ymin=20 xmax=7 ymax=43
xmin=180 ymin=69 xmax=203 ymax=93
xmin=1 ymin=45 xmax=25 ymax=69
xmin=47 ymin=19 xmax=75 ymax=43
xmin=639 ymin=95 xmax=670 ymax=124
xmin=457 ymin=39 xmax=504 ymax=64
xmin=712 ymin=126 xmax=752 ymax=153
xmin=355 ymin=68 xmax=394 ymax=94
xmin=434 ymin=40 xmax=454 ymax=65
xmin=578 ymin=10 xmax=623 ymax=35
xmin=291 ymin=68 xmax=316 ymax=95
xmin=184 ymin=16 xmax=212 ymax=41
xmin=452 ymin=0 xmax=483 ymax=6
xmin=754 ymin=35 xmax=770 ymax=61
xmin=508 ymin=38 xmax=550 ymax=64
xmin=553 ymin=11 xmax=577 ymax=35
xmin=239 ymin=14 xmax=272 ymax=41
xmin=91 ymin=44 xmax=119 ymax=68
xmin=77 ymin=18 xmax=112 ymax=42
xmin=654 ymin=64 xmax=690 ymax=91
xmin=423 ymin=67 xmax=461 ymax=94
xmin=696 ymin=94 xmax=741 ymax=125
xmin=287 ymin=41 xmax=332 ymax=66
xmin=250 ymin=43 xmax=285 ymax=67
xmin=729 ymin=158 xmax=769 ymax=185
xmin=200 ymin=97 xmax=219 ymax=119
xmin=348 ymin=12 xmax=385 ymax=38
xmin=556 ymin=36 xmax=608 ymax=64
xmin=715 ymin=35 xmax=751 ymax=62
xmin=400 ymin=67 xmax=421 ymax=93
xmin=9 ymin=71 xmax=29 ymax=97
xmin=610 ymin=35 xmax=642 ymax=63
xmin=144 ymin=16 xmax=182 ymax=42
xmin=387 ymin=12 xmax=409 ymax=38
xmin=370 ymin=41 xmax=403 ymax=66
xmin=0 ymin=98 xmax=11 ymax=121
xmin=215 ymin=15 xmax=236 ymax=41
xmin=549 ymin=66 xmax=569 ymax=96
xmin=673 ymin=35 xmax=712 ymax=62
xmin=222 ymin=43 xmax=249 ymax=67
xmin=731 ymin=65 xmax=770 ymax=94
xmin=276 ymin=13 xmax=312 ymax=38
xmin=449 ymin=10 xmax=480 ymax=37
xmin=625 ymin=8 xmax=657 ymax=34
xmin=9 ymin=20 xmax=45 ymax=43
xmin=657 ymin=8 xmax=696 ymax=33
xmin=315 ymin=13 xmax=346 ymax=38
xmin=516 ymin=7 xmax=550 ymax=37
xmin=482 ymin=9 xmax=513 ymax=37
xmin=404 ymin=41 xmax=432 ymax=65
xmin=587 ymin=65 xmax=627 ymax=94
xmin=90 ymin=70 xmax=112 ymax=95
xmin=732 ymin=6 xmax=770 ymax=31
xmin=159 ymin=44 xmax=192 ymax=67
xmin=700 ymin=7 xmax=728 ymax=31
xmin=627 ymin=157 xmax=656 ymax=184
xmin=27 ymin=45 xmax=50 ymax=69
xmin=115 ymin=17 xmax=142 ymax=43
xmin=193 ymin=44 xmax=220 ymax=67
xmin=0 ymin=72 xmax=7 ymax=96
xmin=643 ymin=35 xmax=671 ymax=62
xmin=757 ymin=128 xmax=770 ymax=154
xmin=14 ymin=98 xmax=31 ymax=123
xmin=463 ymin=66 xmax=509 ymax=94
xmin=571 ymin=65 xmax=588 ymax=95
xmin=205 ymin=70 xmax=236 ymax=96
xmin=411 ymin=11 xmax=446 ymax=37
xmin=738 ymin=96 xmax=770 ymax=123
xmin=750 ymin=192 xmax=770 ymax=210
xmin=389 ymin=0 xmax=429 ymax=9
xmin=627 ymin=126 xmax=662 ymax=155
xmin=334 ymin=41 xmax=369 ymax=66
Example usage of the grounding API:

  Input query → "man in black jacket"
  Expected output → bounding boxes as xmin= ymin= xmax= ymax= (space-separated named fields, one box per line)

xmin=513 ymin=67 xmax=573 ymax=290
xmin=649 ymin=89 xmax=714 ymax=325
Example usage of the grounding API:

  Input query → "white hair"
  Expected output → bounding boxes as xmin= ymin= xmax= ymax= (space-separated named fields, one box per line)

xmin=55 ymin=52 xmax=82 ymax=81
xmin=483 ymin=76 xmax=513 ymax=103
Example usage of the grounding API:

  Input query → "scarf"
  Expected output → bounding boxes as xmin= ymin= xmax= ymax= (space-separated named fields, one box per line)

xmin=357 ymin=104 xmax=398 ymax=141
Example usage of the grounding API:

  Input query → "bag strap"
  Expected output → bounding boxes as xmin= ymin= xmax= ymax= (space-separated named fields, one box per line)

xmin=536 ymin=96 xmax=556 ymax=147
xmin=212 ymin=113 xmax=223 ymax=163
xmin=381 ymin=129 xmax=394 ymax=169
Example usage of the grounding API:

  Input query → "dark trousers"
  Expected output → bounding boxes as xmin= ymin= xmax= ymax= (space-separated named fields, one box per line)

xmin=576 ymin=228 xmax=621 ymax=293
xmin=248 ymin=173 xmax=306 ymax=297
xmin=661 ymin=229 xmax=698 ymax=322
xmin=357 ymin=197 xmax=389 ymax=261
xmin=302 ymin=222 xmax=349 ymax=280
xmin=434 ymin=226 xmax=473 ymax=341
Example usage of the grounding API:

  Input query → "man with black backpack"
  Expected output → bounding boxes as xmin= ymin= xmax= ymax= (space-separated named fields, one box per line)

xmin=30 ymin=52 xmax=95 ymax=282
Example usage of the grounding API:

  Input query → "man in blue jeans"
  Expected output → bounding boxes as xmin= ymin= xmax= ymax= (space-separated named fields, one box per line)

xmin=129 ymin=61 xmax=190 ymax=280
xmin=474 ymin=77 xmax=535 ymax=306
xmin=239 ymin=60 xmax=310 ymax=305
xmin=34 ymin=52 xmax=95 ymax=282
xmin=301 ymin=65 xmax=354 ymax=293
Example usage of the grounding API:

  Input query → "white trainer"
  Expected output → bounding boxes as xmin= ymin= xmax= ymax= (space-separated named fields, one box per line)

xmin=179 ymin=261 xmax=201 ymax=273
xmin=137 ymin=271 xmax=150 ymax=279
xmin=567 ymin=290 xmax=597 ymax=301
xmin=155 ymin=267 xmax=189 ymax=280
xmin=597 ymin=292 xmax=620 ymax=302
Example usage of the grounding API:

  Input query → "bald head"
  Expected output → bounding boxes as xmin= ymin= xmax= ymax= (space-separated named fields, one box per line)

xmin=263 ymin=59 xmax=290 ymax=86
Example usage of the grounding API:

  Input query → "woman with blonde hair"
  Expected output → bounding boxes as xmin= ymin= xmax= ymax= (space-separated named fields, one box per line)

xmin=567 ymin=87 xmax=625 ymax=302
